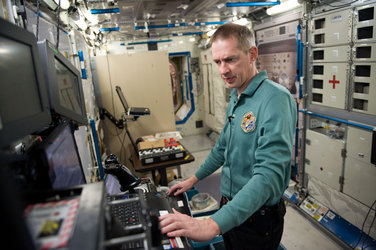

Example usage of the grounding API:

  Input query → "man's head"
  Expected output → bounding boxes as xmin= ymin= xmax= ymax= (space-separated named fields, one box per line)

xmin=210 ymin=23 xmax=256 ymax=53
xmin=210 ymin=23 xmax=258 ymax=96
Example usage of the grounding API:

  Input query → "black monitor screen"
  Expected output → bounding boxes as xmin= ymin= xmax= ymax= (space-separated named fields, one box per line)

xmin=0 ymin=36 xmax=42 ymax=123
xmin=44 ymin=123 xmax=86 ymax=189
xmin=55 ymin=58 xmax=83 ymax=115
xmin=0 ymin=18 xmax=51 ymax=148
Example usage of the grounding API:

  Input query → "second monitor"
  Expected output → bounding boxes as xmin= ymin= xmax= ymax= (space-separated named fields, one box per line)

xmin=38 ymin=40 xmax=87 ymax=125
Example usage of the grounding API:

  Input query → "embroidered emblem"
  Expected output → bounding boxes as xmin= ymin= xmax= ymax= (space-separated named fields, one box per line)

xmin=241 ymin=111 xmax=256 ymax=133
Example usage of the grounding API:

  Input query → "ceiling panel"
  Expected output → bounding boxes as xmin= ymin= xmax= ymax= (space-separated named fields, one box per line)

xmin=75 ymin=0 xmax=274 ymax=41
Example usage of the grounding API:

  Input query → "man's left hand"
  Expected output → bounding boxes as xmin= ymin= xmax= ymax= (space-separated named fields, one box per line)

xmin=159 ymin=208 xmax=221 ymax=242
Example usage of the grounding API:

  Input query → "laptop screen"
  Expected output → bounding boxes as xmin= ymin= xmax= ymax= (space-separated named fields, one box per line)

xmin=43 ymin=123 xmax=86 ymax=189
xmin=104 ymin=174 xmax=122 ymax=195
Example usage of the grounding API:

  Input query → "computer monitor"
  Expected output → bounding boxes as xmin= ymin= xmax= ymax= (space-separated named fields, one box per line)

xmin=0 ymin=18 xmax=51 ymax=148
xmin=104 ymin=174 xmax=122 ymax=195
xmin=39 ymin=122 xmax=86 ymax=189
xmin=115 ymin=85 xmax=151 ymax=116
xmin=37 ymin=40 xmax=87 ymax=125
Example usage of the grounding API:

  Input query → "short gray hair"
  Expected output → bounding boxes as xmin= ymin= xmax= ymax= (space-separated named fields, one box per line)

xmin=209 ymin=23 xmax=256 ymax=53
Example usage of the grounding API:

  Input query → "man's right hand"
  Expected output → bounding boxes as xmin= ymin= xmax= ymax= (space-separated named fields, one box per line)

xmin=168 ymin=175 xmax=199 ymax=196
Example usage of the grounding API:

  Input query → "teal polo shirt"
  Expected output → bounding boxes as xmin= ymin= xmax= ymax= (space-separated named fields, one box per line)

xmin=195 ymin=70 xmax=297 ymax=234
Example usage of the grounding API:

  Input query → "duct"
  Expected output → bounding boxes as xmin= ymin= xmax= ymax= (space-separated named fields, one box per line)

xmin=226 ymin=1 xmax=280 ymax=7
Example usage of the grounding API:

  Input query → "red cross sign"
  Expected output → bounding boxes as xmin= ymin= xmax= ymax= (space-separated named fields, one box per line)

xmin=329 ymin=75 xmax=340 ymax=89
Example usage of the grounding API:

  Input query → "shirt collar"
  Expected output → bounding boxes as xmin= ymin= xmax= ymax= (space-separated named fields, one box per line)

xmin=230 ymin=70 xmax=268 ymax=100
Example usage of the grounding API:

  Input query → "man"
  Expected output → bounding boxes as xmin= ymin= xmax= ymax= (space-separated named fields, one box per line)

xmin=159 ymin=23 xmax=297 ymax=250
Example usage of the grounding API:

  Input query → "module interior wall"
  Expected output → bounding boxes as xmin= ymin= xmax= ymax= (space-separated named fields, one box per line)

xmin=94 ymin=51 xmax=176 ymax=164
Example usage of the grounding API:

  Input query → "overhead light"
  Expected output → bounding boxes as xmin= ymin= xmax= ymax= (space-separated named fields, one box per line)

xmin=217 ymin=3 xmax=225 ymax=9
xmin=41 ymin=0 xmax=70 ymax=10
xmin=59 ymin=10 xmax=69 ymax=24
xmin=74 ymin=19 xmax=88 ymax=30
xmin=41 ymin=0 xmax=58 ymax=10
xmin=266 ymin=0 xmax=300 ymax=15
xmin=233 ymin=18 xmax=249 ymax=25
xmin=146 ymin=13 xmax=156 ymax=19
xmin=92 ymin=26 xmax=100 ymax=34
xmin=177 ymin=4 xmax=189 ymax=10
xmin=206 ymin=29 xmax=216 ymax=37
xmin=79 ymin=8 xmax=99 ymax=25
xmin=54 ymin=0 xmax=70 ymax=10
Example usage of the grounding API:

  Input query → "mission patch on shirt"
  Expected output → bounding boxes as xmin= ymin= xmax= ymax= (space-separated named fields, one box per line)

xmin=241 ymin=111 xmax=256 ymax=133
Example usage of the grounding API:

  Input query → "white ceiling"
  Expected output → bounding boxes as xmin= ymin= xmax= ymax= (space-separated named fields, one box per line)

xmin=82 ymin=0 xmax=270 ymax=40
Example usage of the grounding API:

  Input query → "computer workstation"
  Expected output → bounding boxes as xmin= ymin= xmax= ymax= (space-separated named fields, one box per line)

xmin=103 ymin=154 xmax=192 ymax=249
xmin=0 ymin=18 xmax=193 ymax=249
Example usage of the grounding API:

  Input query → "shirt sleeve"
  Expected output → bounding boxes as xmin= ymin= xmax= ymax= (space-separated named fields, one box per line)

xmin=211 ymin=90 xmax=297 ymax=234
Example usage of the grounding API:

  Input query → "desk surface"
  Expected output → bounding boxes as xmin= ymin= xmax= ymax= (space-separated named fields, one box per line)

xmin=129 ymin=144 xmax=195 ymax=173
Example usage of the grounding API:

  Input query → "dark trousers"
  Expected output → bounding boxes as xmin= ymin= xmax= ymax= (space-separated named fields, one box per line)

xmin=220 ymin=197 xmax=286 ymax=250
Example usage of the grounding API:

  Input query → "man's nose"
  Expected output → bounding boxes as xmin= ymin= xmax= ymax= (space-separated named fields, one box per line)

xmin=219 ymin=63 xmax=230 ymax=75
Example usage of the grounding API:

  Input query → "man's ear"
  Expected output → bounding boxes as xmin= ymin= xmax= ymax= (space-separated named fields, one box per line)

xmin=248 ymin=46 xmax=258 ymax=62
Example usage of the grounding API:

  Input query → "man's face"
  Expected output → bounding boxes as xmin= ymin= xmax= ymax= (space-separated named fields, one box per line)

xmin=211 ymin=36 xmax=257 ymax=94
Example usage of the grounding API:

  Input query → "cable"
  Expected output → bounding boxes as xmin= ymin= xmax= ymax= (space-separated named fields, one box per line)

xmin=36 ymin=0 xmax=40 ymax=41
xmin=104 ymin=52 xmax=129 ymax=162
xmin=353 ymin=199 xmax=376 ymax=249
xmin=105 ymin=53 xmax=122 ymax=137
xmin=118 ymin=128 xmax=127 ymax=163
xmin=55 ymin=0 xmax=61 ymax=50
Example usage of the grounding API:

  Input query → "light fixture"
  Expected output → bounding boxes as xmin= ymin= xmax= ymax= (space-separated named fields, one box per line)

xmin=217 ymin=3 xmax=225 ymax=9
xmin=59 ymin=10 xmax=69 ymax=24
xmin=80 ymin=8 xmax=98 ymax=25
xmin=41 ymin=0 xmax=70 ymax=10
xmin=74 ymin=18 xmax=88 ymax=30
xmin=177 ymin=4 xmax=189 ymax=10
xmin=233 ymin=18 xmax=250 ymax=25
xmin=41 ymin=0 xmax=58 ymax=10
xmin=206 ymin=29 xmax=216 ymax=37
xmin=54 ymin=0 xmax=70 ymax=10
xmin=266 ymin=0 xmax=300 ymax=15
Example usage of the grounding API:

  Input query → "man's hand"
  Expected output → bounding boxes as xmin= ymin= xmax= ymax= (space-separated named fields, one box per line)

xmin=159 ymin=208 xmax=221 ymax=242
xmin=168 ymin=175 xmax=199 ymax=196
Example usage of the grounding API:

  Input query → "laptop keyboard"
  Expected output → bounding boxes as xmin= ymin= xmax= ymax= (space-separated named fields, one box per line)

xmin=111 ymin=199 xmax=141 ymax=227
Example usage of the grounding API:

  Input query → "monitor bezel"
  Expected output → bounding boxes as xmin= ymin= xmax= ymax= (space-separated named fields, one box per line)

xmin=0 ymin=18 xmax=51 ymax=148
xmin=37 ymin=40 xmax=87 ymax=125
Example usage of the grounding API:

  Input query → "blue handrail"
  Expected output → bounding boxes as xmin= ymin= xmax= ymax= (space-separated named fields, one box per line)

xmin=300 ymin=110 xmax=375 ymax=131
